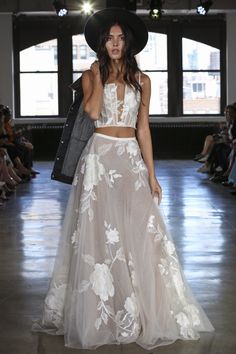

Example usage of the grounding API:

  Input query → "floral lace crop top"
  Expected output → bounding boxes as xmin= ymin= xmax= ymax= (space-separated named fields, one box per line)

xmin=94 ymin=82 xmax=141 ymax=129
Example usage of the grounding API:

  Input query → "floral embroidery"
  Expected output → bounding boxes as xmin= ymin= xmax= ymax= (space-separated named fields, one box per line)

xmin=78 ymin=221 xmax=140 ymax=338
xmin=147 ymin=215 xmax=164 ymax=242
xmin=124 ymin=292 xmax=139 ymax=318
xmin=126 ymin=141 xmax=138 ymax=157
xmin=105 ymin=223 xmax=120 ymax=245
xmin=132 ymin=160 xmax=147 ymax=191
xmin=97 ymin=84 xmax=140 ymax=128
xmin=82 ymin=153 xmax=106 ymax=191
xmin=115 ymin=140 xmax=147 ymax=191
xmin=90 ymin=263 xmax=115 ymax=301
xmin=72 ymin=173 xmax=79 ymax=186
xmin=175 ymin=304 xmax=200 ymax=339
xmin=115 ymin=140 xmax=140 ymax=165
xmin=71 ymin=229 xmax=80 ymax=250
xmin=163 ymin=236 xmax=176 ymax=256
xmin=157 ymin=232 xmax=201 ymax=338
xmin=104 ymin=169 xmax=122 ymax=188
xmin=128 ymin=252 xmax=137 ymax=287
xmin=78 ymin=144 xmax=121 ymax=221
xmin=43 ymin=282 xmax=67 ymax=331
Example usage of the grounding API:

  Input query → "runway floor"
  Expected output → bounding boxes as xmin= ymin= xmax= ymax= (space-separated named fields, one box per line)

xmin=0 ymin=160 xmax=235 ymax=354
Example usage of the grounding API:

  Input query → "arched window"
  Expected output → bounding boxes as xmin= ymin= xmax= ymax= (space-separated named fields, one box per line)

xmin=19 ymin=39 xmax=58 ymax=116
xmin=182 ymin=38 xmax=220 ymax=114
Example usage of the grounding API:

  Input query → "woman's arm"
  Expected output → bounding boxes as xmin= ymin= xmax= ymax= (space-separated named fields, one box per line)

xmin=82 ymin=61 xmax=104 ymax=120
xmin=136 ymin=74 xmax=162 ymax=204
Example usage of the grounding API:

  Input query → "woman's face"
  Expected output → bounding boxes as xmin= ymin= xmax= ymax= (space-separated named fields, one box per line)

xmin=105 ymin=24 xmax=125 ymax=60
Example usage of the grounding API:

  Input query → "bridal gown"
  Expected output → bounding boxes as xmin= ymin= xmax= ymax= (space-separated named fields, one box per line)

xmin=32 ymin=80 xmax=214 ymax=349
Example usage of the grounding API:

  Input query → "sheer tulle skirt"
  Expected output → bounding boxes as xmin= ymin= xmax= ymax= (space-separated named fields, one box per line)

xmin=32 ymin=133 xmax=214 ymax=349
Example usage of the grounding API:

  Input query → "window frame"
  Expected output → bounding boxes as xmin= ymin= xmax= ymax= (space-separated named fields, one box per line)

xmin=19 ymin=38 xmax=59 ymax=116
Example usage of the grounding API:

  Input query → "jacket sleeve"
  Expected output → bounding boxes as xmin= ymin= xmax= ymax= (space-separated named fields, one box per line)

xmin=51 ymin=78 xmax=94 ymax=184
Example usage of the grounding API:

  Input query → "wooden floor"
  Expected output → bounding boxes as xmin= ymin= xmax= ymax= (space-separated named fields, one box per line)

xmin=0 ymin=160 xmax=236 ymax=354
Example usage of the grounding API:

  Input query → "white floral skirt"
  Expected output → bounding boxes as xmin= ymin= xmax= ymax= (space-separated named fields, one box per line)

xmin=32 ymin=133 xmax=214 ymax=349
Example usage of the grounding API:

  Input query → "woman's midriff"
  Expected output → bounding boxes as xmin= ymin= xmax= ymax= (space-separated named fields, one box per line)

xmin=95 ymin=126 xmax=135 ymax=138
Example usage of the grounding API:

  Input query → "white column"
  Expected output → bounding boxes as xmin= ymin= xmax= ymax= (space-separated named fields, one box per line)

xmin=226 ymin=13 xmax=236 ymax=104
xmin=0 ymin=13 xmax=14 ymax=115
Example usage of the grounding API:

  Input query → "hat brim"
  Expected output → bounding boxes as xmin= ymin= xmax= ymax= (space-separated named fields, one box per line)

xmin=84 ymin=8 xmax=148 ymax=55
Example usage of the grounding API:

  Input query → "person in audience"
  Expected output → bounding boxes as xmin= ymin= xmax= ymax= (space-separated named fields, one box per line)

xmin=0 ymin=149 xmax=16 ymax=202
xmin=197 ymin=104 xmax=236 ymax=178
xmin=1 ymin=105 xmax=39 ymax=177
xmin=194 ymin=105 xmax=231 ymax=163
xmin=0 ymin=111 xmax=18 ymax=204
xmin=228 ymin=160 xmax=236 ymax=195
xmin=208 ymin=104 xmax=236 ymax=182
xmin=0 ymin=104 xmax=32 ymax=179
xmin=221 ymin=140 xmax=236 ymax=193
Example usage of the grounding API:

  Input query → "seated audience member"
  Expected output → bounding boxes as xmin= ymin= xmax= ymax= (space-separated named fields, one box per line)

xmin=228 ymin=160 xmax=236 ymax=195
xmin=1 ymin=105 xmax=39 ymax=177
xmin=0 ymin=105 xmax=31 ymax=179
xmin=0 ymin=149 xmax=15 ymax=203
xmin=194 ymin=105 xmax=231 ymax=163
xmin=221 ymin=147 xmax=236 ymax=193
xmin=197 ymin=104 xmax=236 ymax=177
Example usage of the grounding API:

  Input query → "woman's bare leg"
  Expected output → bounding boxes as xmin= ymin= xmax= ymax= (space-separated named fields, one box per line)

xmin=201 ymin=135 xmax=214 ymax=156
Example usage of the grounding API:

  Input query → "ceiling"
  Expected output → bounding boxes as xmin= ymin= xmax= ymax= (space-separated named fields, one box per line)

xmin=0 ymin=0 xmax=236 ymax=15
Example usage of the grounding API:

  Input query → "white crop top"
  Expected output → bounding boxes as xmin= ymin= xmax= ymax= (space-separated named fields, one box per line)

xmin=94 ymin=82 xmax=141 ymax=129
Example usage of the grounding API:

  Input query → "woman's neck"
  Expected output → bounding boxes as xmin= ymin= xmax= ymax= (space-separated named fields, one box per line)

xmin=109 ymin=60 xmax=124 ymax=79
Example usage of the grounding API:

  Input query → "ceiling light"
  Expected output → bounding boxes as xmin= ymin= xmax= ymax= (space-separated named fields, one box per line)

xmin=53 ymin=0 xmax=68 ymax=17
xmin=196 ymin=0 xmax=213 ymax=15
xmin=81 ymin=1 xmax=93 ymax=15
xmin=149 ymin=0 xmax=163 ymax=21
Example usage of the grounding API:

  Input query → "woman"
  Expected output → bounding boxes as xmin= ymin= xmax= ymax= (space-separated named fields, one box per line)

xmin=0 ymin=104 xmax=31 ymax=179
xmin=198 ymin=104 xmax=236 ymax=178
xmin=194 ymin=105 xmax=231 ymax=163
xmin=2 ymin=105 xmax=36 ymax=177
xmin=32 ymin=8 xmax=214 ymax=349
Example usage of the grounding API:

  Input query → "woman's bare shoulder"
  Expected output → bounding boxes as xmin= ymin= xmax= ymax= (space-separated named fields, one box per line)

xmin=82 ymin=69 xmax=93 ymax=82
xmin=140 ymin=72 xmax=151 ymax=86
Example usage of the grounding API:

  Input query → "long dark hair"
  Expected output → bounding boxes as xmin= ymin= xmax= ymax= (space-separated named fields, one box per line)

xmin=97 ymin=21 xmax=142 ymax=93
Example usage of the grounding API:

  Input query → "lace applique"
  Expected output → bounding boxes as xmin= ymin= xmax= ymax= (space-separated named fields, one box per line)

xmin=77 ymin=143 xmax=122 ymax=222
xmin=115 ymin=140 xmax=147 ymax=190
xmin=128 ymin=252 xmax=137 ymax=288
xmin=79 ymin=220 xmax=140 ymax=339
xmin=95 ymin=83 xmax=140 ymax=129
xmin=147 ymin=215 xmax=164 ymax=242
xmin=152 ymin=217 xmax=201 ymax=339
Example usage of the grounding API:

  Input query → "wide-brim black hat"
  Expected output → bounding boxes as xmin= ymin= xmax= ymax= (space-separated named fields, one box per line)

xmin=84 ymin=8 xmax=148 ymax=55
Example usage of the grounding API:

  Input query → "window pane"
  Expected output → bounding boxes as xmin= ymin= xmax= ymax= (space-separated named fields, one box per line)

xmin=137 ymin=33 xmax=167 ymax=70
xmin=183 ymin=72 xmax=220 ymax=114
xmin=72 ymin=34 xmax=96 ymax=71
xmin=20 ymin=73 xmax=58 ymax=116
xmin=72 ymin=72 xmax=82 ymax=82
xmin=20 ymin=39 xmax=58 ymax=72
xmin=147 ymin=72 xmax=168 ymax=115
xmin=182 ymin=38 xmax=220 ymax=70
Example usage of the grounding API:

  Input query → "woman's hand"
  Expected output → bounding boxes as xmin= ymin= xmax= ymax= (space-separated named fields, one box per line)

xmin=149 ymin=175 xmax=162 ymax=205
